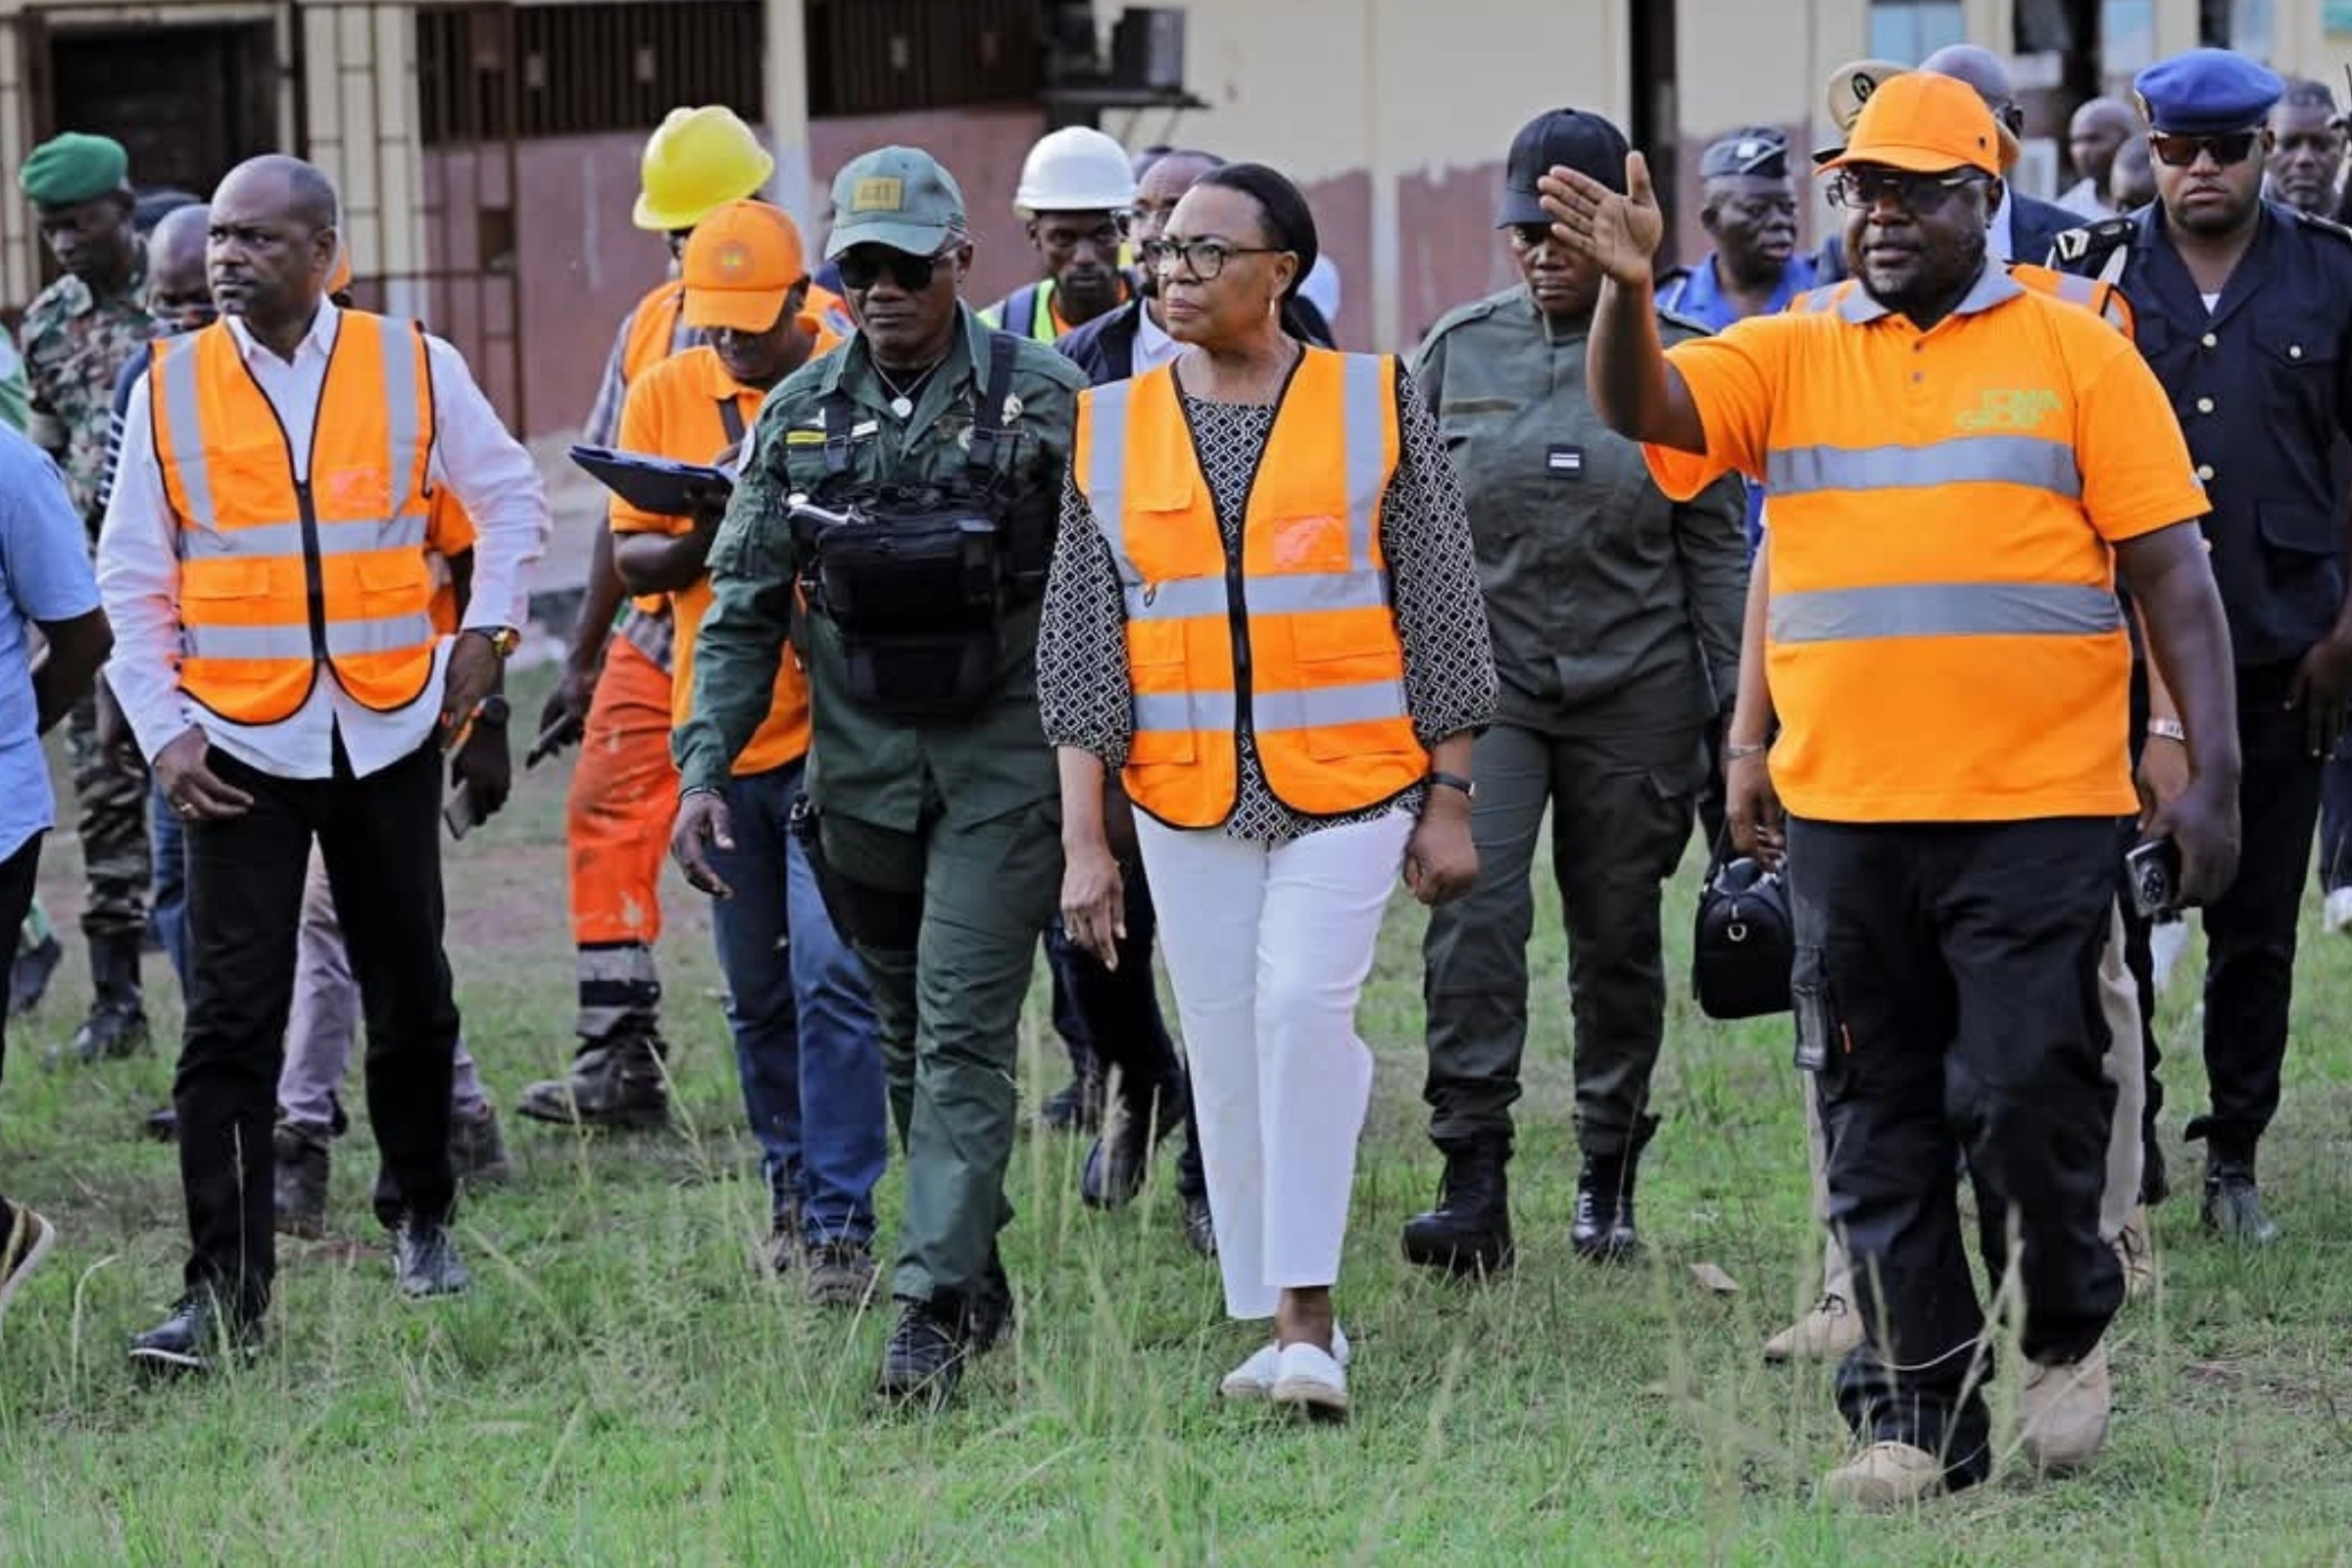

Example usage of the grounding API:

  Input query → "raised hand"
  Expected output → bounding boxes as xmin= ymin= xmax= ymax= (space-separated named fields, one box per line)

xmin=1539 ymin=152 xmax=1664 ymax=287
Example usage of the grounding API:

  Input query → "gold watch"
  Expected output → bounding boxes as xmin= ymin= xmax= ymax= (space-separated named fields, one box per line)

xmin=474 ymin=625 xmax=521 ymax=659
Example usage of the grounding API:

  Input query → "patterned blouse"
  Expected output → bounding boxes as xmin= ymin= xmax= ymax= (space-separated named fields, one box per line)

xmin=1039 ymin=363 xmax=1498 ymax=846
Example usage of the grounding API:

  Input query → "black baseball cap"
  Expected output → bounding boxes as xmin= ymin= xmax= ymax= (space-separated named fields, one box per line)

xmin=1497 ymin=108 xmax=1631 ymax=227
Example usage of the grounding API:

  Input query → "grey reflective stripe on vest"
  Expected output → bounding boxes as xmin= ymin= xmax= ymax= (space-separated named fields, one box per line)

xmin=1769 ymin=581 xmax=2124 ymax=644
xmin=179 ymin=515 xmax=430 ymax=561
xmin=1130 ymin=680 xmax=1406 ymax=736
xmin=1767 ymin=435 xmax=2082 ymax=499
xmin=380 ymin=319 xmax=426 ymax=511
xmin=182 ymin=609 xmax=438 ymax=662
xmin=156 ymin=340 xmax=219 ymax=534
xmin=1253 ymin=678 xmax=1410 ymax=733
xmin=1122 ymin=567 xmax=1389 ymax=621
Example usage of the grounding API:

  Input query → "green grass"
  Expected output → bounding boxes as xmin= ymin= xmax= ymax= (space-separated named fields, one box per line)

xmin=4 ymin=665 xmax=2352 ymax=1564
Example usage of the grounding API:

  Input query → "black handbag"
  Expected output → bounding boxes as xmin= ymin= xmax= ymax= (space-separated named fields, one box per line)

xmin=1691 ymin=835 xmax=1795 ymax=1020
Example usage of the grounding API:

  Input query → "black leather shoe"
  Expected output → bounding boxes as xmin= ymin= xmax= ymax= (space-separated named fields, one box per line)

xmin=1081 ymin=1079 xmax=1187 ymax=1209
xmin=142 ymin=1104 xmax=179 ymax=1144
xmin=128 ymin=1295 xmax=264 ymax=1375
xmin=877 ymin=1298 xmax=968 ymax=1407
xmin=8 ymin=931 xmax=60 ymax=1017
xmin=2200 ymin=1155 xmax=2279 ymax=1246
xmin=1571 ymin=1115 xmax=1659 ymax=1264
xmin=393 ymin=1220 xmax=472 ymax=1298
xmin=1400 ymin=1137 xmax=1514 ymax=1277
xmin=1180 ymin=1193 xmax=1217 ymax=1259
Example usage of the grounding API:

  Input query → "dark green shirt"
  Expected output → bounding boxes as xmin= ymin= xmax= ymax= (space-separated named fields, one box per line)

xmin=676 ymin=304 xmax=1087 ymax=829
xmin=1413 ymin=288 xmax=1748 ymax=737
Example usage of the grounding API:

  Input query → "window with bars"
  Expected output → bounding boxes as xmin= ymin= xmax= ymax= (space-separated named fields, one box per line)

xmin=418 ymin=2 xmax=764 ymax=147
xmin=804 ymin=0 xmax=1043 ymax=118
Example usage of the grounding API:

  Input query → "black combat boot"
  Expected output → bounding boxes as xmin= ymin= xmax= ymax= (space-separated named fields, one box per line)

xmin=1399 ymin=1137 xmax=1514 ymax=1277
xmin=515 ymin=1030 xmax=670 ymax=1129
xmin=54 ymin=934 xmax=147 ymax=1065
xmin=1571 ymin=1114 xmax=1660 ymax=1263
xmin=877 ymin=1297 xmax=971 ymax=1408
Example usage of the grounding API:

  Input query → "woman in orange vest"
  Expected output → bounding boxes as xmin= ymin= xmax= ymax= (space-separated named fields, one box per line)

xmin=1042 ymin=164 xmax=1496 ymax=1420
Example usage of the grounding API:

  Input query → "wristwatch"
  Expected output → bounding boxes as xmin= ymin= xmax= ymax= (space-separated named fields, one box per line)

xmin=2147 ymin=717 xmax=2187 ymax=745
xmin=472 ymin=625 xmax=521 ymax=659
xmin=1428 ymin=769 xmax=1476 ymax=799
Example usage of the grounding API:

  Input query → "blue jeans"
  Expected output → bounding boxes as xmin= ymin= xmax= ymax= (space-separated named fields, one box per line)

xmin=149 ymin=781 xmax=191 ymax=989
xmin=709 ymin=762 xmax=887 ymax=1246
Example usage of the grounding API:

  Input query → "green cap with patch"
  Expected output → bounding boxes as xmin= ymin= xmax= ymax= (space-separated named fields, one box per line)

xmin=20 ymin=131 xmax=130 ymax=208
xmin=825 ymin=146 xmax=966 ymax=260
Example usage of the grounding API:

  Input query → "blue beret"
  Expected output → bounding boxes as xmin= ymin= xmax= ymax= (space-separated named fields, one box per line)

xmin=2134 ymin=48 xmax=2284 ymax=135
xmin=19 ymin=132 xmax=129 ymax=208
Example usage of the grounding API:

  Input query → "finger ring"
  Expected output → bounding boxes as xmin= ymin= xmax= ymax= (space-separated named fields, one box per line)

xmin=175 ymin=801 xmax=194 ymax=816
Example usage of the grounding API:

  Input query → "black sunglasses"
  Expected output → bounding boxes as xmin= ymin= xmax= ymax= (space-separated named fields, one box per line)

xmin=836 ymin=245 xmax=953 ymax=292
xmin=2149 ymin=130 xmax=2261 ymax=168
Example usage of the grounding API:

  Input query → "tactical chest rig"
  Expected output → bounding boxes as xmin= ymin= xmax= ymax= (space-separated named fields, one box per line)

xmin=789 ymin=332 xmax=1047 ymax=721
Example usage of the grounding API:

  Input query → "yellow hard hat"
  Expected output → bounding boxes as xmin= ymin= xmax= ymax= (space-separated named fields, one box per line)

xmin=633 ymin=106 xmax=775 ymax=232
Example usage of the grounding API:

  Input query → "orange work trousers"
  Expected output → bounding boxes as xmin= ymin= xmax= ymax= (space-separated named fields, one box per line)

xmin=567 ymin=634 xmax=679 ymax=1041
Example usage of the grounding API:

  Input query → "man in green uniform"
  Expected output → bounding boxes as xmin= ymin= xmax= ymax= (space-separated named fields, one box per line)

xmin=672 ymin=146 xmax=1083 ymax=1408
xmin=1400 ymin=110 xmax=1748 ymax=1276
xmin=16 ymin=131 xmax=156 ymax=1063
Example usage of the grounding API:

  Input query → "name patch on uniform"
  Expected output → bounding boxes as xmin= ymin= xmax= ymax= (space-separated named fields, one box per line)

xmin=850 ymin=177 xmax=904 ymax=214
xmin=1546 ymin=444 xmax=1585 ymax=478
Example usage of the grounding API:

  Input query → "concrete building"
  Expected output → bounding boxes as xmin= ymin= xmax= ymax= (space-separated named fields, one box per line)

xmin=3 ymin=0 xmax=2348 ymax=439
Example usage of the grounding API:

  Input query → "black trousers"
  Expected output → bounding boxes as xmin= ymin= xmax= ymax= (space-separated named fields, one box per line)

xmin=0 ymin=829 xmax=46 ymax=1233
xmin=1790 ymin=814 xmax=2123 ymax=1488
xmin=1046 ymin=854 xmax=1205 ymax=1201
xmin=177 ymin=740 xmax=460 ymax=1318
xmin=2188 ymin=660 xmax=2323 ymax=1156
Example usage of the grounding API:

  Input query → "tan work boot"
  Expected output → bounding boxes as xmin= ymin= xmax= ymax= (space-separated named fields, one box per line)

xmin=1819 ymin=1442 xmax=1945 ymax=1510
xmin=2113 ymin=1206 xmax=2157 ymax=1300
xmin=1764 ymin=1293 xmax=1864 ymax=1363
xmin=2019 ymin=1345 xmax=2111 ymax=1472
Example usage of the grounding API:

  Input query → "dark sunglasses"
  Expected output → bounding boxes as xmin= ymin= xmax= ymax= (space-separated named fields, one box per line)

xmin=2149 ymin=130 xmax=2261 ymax=168
xmin=836 ymin=246 xmax=953 ymax=292
xmin=1827 ymin=168 xmax=1985 ymax=214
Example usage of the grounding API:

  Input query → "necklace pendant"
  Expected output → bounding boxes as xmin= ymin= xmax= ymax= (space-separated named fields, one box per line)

xmin=890 ymin=395 xmax=914 ymax=419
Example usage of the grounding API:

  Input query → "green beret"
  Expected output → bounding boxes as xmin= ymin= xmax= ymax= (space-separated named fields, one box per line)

xmin=20 ymin=132 xmax=129 ymax=208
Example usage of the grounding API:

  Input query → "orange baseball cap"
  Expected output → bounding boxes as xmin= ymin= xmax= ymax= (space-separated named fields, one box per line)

xmin=1818 ymin=72 xmax=2004 ymax=177
xmin=681 ymin=201 xmax=808 ymax=333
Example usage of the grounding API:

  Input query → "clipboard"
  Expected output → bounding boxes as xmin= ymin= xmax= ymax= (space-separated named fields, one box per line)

xmin=568 ymin=444 xmax=735 ymax=517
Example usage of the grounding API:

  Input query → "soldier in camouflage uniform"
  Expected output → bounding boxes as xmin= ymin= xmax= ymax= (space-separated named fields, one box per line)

xmin=17 ymin=132 xmax=156 ymax=1062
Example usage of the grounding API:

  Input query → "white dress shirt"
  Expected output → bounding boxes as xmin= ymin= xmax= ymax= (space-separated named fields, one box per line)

xmin=1133 ymin=300 xmax=1185 ymax=376
xmin=98 ymin=301 xmax=551 ymax=780
xmin=2057 ymin=177 xmax=2116 ymax=220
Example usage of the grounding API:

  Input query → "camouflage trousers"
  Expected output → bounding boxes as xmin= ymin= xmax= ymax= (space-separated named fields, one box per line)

xmin=66 ymin=690 xmax=151 ymax=943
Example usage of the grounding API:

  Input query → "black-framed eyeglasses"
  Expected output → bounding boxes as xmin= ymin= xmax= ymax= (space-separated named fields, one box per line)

xmin=1827 ymin=168 xmax=1986 ymax=214
xmin=2149 ymin=130 xmax=2262 ymax=169
xmin=1139 ymin=237 xmax=1288 ymax=280
xmin=836 ymin=245 xmax=954 ymax=292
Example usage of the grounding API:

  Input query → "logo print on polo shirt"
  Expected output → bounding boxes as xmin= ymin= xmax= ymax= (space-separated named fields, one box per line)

xmin=1956 ymin=389 xmax=2062 ymax=432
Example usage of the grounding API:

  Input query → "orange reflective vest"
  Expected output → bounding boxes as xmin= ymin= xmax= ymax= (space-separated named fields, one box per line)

xmin=1073 ymin=348 xmax=1425 ymax=828
xmin=1794 ymin=263 xmax=2135 ymax=335
xmin=152 ymin=311 xmax=442 ymax=725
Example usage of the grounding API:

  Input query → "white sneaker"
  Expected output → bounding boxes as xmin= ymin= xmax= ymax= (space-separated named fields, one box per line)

xmin=1269 ymin=1341 xmax=1349 ymax=1418
xmin=1218 ymin=1325 xmax=1350 ymax=1400
xmin=2327 ymin=888 xmax=2352 ymax=936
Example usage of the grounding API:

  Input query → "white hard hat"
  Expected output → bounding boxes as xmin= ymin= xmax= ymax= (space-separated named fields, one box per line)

xmin=1013 ymin=126 xmax=1138 ymax=215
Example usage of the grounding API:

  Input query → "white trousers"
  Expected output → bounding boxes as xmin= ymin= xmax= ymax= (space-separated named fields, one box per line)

xmin=1136 ymin=810 xmax=1411 ymax=1321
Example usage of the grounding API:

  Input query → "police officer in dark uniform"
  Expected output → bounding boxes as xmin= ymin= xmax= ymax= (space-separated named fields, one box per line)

xmin=673 ymin=146 xmax=1087 ymax=1402
xmin=2055 ymin=49 xmax=2352 ymax=1244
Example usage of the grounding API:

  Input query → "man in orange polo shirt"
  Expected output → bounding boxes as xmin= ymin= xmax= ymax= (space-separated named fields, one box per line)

xmin=1547 ymin=74 xmax=2241 ymax=1505
xmin=606 ymin=201 xmax=886 ymax=1301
